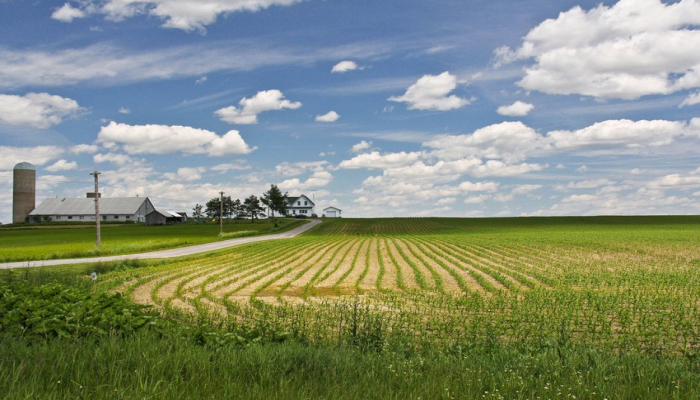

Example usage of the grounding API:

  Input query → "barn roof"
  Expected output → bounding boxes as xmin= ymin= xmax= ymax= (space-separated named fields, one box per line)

xmin=29 ymin=197 xmax=152 ymax=216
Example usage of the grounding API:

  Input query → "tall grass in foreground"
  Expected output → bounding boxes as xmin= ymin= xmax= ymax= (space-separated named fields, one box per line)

xmin=1 ymin=332 xmax=698 ymax=400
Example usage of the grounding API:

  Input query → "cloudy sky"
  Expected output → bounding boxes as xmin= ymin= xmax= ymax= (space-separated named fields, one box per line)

xmin=1 ymin=0 xmax=699 ymax=222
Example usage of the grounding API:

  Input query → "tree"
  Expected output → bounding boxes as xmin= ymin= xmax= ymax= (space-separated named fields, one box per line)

xmin=205 ymin=197 xmax=219 ymax=220
xmin=262 ymin=184 xmax=288 ymax=221
xmin=222 ymin=196 xmax=235 ymax=222
xmin=261 ymin=192 xmax=271 ymax=219
xmin=231 ymin=198 xmax=243 ymax=223
xmin=192 ymin=204 xmax=204 ymax=223
xmin=243 ymin=195 xmax=264 ymax=223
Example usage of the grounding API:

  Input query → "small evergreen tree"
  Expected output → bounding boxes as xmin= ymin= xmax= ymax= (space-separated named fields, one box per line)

xmin=192 ymin=204 xmax=204 ymax=223
xmin=243 ymin=195 xmax=264 ymax=223
xmin=262 ymin=184 xmax=288 ymax=221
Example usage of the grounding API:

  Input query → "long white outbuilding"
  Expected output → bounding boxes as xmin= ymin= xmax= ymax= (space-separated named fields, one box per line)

xmin=29 ymin=197 xmax=155 ymax=224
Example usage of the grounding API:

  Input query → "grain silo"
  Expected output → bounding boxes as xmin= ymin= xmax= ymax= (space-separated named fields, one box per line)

xmin=13 ymin=162 xmax=36 ymax=223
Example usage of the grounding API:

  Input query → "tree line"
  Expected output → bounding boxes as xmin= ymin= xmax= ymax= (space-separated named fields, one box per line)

xmin=191 ymin=184 xmax=288 ymax=224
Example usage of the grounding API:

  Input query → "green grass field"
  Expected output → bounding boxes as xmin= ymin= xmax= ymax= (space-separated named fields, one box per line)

xmin=0 ymin=218 xmax=303 ymax=262
xmin=1 ymin=216 xmax=699 ymax=399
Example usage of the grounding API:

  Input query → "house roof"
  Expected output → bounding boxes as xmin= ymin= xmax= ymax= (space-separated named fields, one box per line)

xmin=284 ymin=194 xmax=315 ymax=206
xmin=30 ymin=197 xmax=151 ymax=216
xmin=323 ymin=206 xmax=341 ymax=211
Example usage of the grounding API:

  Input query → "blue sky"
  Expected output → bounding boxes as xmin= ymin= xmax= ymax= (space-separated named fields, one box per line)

xmin=1 ymin=0 xmax=699 ymax=222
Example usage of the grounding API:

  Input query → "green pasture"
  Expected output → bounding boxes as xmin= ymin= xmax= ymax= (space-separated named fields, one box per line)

xmin=0 ymin=218 xmax=303 ymax=262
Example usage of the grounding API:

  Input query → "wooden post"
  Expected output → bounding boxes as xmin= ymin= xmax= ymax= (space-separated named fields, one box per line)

xmin=90 ymin=171 xmax=101 ymax=248
xmin=219 ymin=191 xmax=224 ymax=235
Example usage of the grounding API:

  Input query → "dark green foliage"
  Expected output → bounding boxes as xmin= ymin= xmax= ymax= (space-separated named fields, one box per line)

xmin=243 ymin=194 xmax=265 ymax=223
xmin=262 ymin=183 xmax=288 ymax=219
xmin=0 ymin=280 xmax=160 ymax=340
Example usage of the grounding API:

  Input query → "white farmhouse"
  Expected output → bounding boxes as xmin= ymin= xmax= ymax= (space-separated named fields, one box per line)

xmin=284 ymin=194 xmax=315 ymax=216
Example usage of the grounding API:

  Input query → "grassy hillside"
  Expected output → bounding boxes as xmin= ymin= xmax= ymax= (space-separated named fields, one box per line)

xmin=0 ymin=218 xmax=303 ymax=262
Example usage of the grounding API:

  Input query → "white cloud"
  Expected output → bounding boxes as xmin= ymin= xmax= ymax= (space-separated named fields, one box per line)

xmin=388 ymin=72 xmax=472 ymax=111
xmin=279 ymin=171 xmax=333 ymax=191
xmin=163 ymin=167 xmax=206 ymax=182
xmin=71 ymin=144 xmax=99 ymax=154
xmin=0 ymin=41 xmax=392 ymax=89
xmin=547 ymin=119 xmax=687 ymax=149
xmin=436 ymin=197 xmax=456 ymax=205
xmin=338 ymin=151 xmax=423 ymax=170
xmin=93 ymin=153 xmax=135 ymax=166
xmin=557 ymin=179 xmax=615 ymax=190
xmin=0 ymin=93 xmax=83 ymax=129
xmin=215 ymin=90 xmax=301 ymax=124
xmin=465 ymin=195 xmax=490 ymax=204
xmin=331 ymin=61 xmax=360 ymax=73
xmin=0 ymin=146 xmax=63 ymax=170
xmin=211 ymin=162 xmax=250 ymax=173
xmin=315 ymin=111 xmax=339 ymax=122
xmin=425 ymin=121 xmax=547 ymax=163
xmin=96 ymin=121 xmax=256 ymax=156
xmin=350 ymin=140 xmax=372 ymax=154
xmin=471 ymin=160 xmax=545 ymax=177
xmin=45 ymin=159 xmax=77 ymax=172
xmin=511 ymin=184 xmax=542 ymax=195
xmin=497 ymin=0 xmax=700 ymax=99
xmin=647 ymin=173 xmax=700 ymax=190
xmin=51 ymin=3 xmax=87 ymax=22
xmin=680 ymin=91 xmax=700 ymax=107
xmin=52 ymin=0 xmax=304 ymax=32
xmin=458 ymin=181 xmax=499 ymax=192
xmin=118 ymin=107 xmax=131 ymax=114
xmin=196 ymin=76 xmax=208 ymax=84
xmin=497 ymin=101 xmax=535 ymax=116
xmin=276 ymin=161 xmax=329 ymax=176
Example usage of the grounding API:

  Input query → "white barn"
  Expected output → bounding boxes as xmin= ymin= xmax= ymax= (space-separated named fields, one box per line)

xmin=29 ymin=197 xmax=155 ymax=224
xmin=323 ymin=206 xmax=342 ymax=218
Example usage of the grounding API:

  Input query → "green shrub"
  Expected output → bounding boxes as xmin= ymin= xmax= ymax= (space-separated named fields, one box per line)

xmin=0 ymin=281 xmax=161 ymax=340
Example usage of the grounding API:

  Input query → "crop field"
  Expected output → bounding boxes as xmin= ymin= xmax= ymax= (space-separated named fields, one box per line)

xmin=97 ymin=216 xmax=700 ymax=357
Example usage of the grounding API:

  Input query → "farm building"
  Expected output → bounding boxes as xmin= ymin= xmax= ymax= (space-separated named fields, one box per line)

xmin=146 ymin=210 xmax=187 ymax=225
xmin=29 ymin=196 xmax=155 ymax=224
xmin=323 ymin=206 xmax=342 ymax=218
xmin=284 ymin=194 xmax=315 ymax=216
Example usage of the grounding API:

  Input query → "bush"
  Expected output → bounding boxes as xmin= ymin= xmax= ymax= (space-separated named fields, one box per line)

xmin=0 ymin=281 xmax=161 ymax=340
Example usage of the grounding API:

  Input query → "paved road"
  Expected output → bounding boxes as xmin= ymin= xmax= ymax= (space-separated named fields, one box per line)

xmin=0 ymin=219 xmax=321 ymax=270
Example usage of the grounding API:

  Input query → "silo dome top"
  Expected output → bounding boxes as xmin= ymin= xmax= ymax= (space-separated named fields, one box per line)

xmin=14 ymin=162 xmax=35 ymax=171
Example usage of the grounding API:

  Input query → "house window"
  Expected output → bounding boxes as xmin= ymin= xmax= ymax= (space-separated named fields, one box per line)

xmin=79 ymin=216 xmax=84 ymax=220
xmin=293 ymin=210 xmax=296 ymax=214
xmin=68 ymin=216 xmax=73 ymax=220
xmin=300 ymin=210 xmax=307 ymax=214
xmin=56 ymin=216 xmax=61 ymax=220
xmin=126 ymin=215 xmax=131 ymax=219
xmin=297 ymin=201 xmax=300 ymax=205
xmin=114 ymin=216 xmax=119 ymax=219
xmin=304 ymin=201 xmax=307 ymax=205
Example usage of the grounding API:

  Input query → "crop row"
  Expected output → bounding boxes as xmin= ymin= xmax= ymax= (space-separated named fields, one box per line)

xmin=97 ymin=223 xmax=700 ymax=357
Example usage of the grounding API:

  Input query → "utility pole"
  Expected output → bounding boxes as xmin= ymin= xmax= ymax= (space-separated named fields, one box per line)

xmin=219 ymin=191 xmax=224 ymax=235
xmin=90 ymin=171 xmax=101 ymax=248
